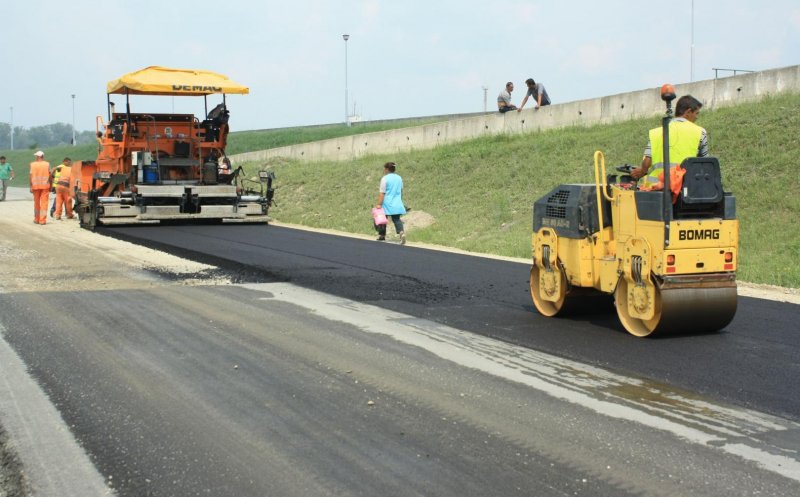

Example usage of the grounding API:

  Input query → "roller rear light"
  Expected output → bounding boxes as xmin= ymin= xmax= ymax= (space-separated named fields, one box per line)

xmin=724 ymin=252 xmax=734 ymax=270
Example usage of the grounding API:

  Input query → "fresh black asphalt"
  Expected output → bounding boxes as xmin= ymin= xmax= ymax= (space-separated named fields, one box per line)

xmin=104 ymin=224 xmax=800 ymax=421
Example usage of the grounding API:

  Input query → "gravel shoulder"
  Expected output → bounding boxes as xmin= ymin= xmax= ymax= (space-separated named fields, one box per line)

xmin=0 ymin=188 xmax=227 ymax=294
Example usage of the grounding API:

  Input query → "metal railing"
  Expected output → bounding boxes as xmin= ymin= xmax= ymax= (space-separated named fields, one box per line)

xmin=712 ymin=68 xmax=755 ymax=79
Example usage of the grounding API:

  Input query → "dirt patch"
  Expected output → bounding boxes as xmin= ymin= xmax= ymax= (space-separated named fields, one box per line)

xmin=403 ymin=210 xmax=435 ymax=230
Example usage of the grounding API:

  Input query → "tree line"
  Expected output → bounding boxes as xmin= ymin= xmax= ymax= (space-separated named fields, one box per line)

xmin=0 ymin=122 xmax=97 ymax=150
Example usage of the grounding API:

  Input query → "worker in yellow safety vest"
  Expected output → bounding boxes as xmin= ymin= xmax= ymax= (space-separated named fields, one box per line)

xmin=54 ymin=157 xmax=74 ymax=220
xmin=49 ymin=159 xmax=66 ymax=217
xmin=29 ymin=151 xmax=51 ymax=224
xmin=631 ymin=94 xmax=708 ymax=188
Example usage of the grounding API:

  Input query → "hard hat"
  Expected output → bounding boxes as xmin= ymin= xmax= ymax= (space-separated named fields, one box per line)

xmin=34 ymin=150 xmax=44 ymax=157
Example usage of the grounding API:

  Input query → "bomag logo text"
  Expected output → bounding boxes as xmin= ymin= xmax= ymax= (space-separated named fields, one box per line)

xmin=172 ymin=85 xmax=223 ymax=92
xmin=678 ymin=228 xmax=720 ymax=241
xmin=542 ymin=217 xmax=570 ymax=228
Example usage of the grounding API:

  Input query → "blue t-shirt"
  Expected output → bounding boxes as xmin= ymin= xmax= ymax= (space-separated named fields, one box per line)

xmin=380 ymin=173 xmax=406 ymax=215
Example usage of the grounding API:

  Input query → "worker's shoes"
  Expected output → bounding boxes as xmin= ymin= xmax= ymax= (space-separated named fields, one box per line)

xmin=376 ymin=236 xmax=386 ymax=241
xmin=399 ymin=232 xmax=406 ymax=245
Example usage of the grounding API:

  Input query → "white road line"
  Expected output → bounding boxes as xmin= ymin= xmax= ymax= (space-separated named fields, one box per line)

xmin=0 ymin=324 xmax=114 ymax=497
xmin=245 ymin=281 xmax=800 ymax=482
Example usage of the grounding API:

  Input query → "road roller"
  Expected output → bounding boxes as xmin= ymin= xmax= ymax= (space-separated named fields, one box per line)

xmin=529 ymin=85 xmax=738 ymax=337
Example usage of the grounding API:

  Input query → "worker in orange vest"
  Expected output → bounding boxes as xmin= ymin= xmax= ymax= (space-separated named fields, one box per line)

xmin=29 ymin=151 xmax=51 ymax=224
xmin=54 ymin=157 xmax=75 ymax=220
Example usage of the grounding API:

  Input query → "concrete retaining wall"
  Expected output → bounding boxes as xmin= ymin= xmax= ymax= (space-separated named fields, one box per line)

xmin=231 ymin=64 xmax=800 ymax=165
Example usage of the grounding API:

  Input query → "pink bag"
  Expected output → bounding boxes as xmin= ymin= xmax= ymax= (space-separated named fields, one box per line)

xmin=372 ymin=207 xmax=388 ymax=225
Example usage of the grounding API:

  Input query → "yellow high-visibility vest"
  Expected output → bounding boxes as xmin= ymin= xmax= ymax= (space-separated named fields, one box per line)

xmin=644 ymin=120 xmax=703 ymax=186
xmin=51 ymin=165 xmax=64 ymax=188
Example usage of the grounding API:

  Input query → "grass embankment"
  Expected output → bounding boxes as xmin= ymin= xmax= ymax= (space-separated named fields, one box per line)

xmin=241 ymin=93 xmax=800 ymax=288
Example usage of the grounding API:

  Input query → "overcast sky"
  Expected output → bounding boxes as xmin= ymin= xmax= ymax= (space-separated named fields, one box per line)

xmin=2 ymin=0 xmax=798 ymax=132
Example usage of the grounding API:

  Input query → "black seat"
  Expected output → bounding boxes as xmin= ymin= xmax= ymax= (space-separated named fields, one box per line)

xmin=201 ymin=120 xmax=219 ymax=142
xmin=674 ymin=157 xmax=724 ymax=218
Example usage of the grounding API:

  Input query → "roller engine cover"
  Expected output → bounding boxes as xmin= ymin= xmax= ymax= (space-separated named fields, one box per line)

xmin=533 ymin=184 xmax=612 ymax=239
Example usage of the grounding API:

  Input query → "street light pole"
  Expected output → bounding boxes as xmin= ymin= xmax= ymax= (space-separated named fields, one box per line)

xmin=9 ymin=106 xmax=13 ymax=150
xmin=690 ymin=0 xmax=695 ymax=82
xmin=343 ymin=34 xmax=350 ymax=127
xmin=71 ymin=94 xmax=76 ymax=146
xmin=482 ymin=86 xmax=488 ymax=113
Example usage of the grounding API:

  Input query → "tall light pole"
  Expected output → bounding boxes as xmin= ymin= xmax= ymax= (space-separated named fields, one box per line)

xmin=482 ymin=86 xmax=488 ymax=113
xmin=71 ymin=94 xmax=76 ymax=146
xmin=343 ymin=34 xmax=350 ymax=127
xmin=9 ymin=106 xmax=13 ymax=150
xmin=690 ymin=0 xmax=695 ymax=82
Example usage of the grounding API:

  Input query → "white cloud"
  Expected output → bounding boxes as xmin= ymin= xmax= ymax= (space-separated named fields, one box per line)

xmin=361 ymin=0 xmax=381 ymax=22
xmin=561 ymin=42 xmax=626 ymax=73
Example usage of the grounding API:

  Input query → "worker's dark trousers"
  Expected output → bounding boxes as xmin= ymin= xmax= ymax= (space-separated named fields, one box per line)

xmin=375 ymin=215 xmax=404 ymax=237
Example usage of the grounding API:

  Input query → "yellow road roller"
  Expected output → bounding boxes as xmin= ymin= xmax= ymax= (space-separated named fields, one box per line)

xmin=529 ymin=85 xmax=738 ymax=337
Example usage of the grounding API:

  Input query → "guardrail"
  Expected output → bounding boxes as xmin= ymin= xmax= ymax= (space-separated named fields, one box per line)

xmin=713 ymin=68 xmax=755 ymax=79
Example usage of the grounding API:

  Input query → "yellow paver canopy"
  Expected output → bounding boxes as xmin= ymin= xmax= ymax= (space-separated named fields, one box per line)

xmin=107 ymin=66 xmax=249 ymax=96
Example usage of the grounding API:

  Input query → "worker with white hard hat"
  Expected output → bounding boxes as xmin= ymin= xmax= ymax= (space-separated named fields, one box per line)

xmin=29 ymin=151 xmax=51 ymax=224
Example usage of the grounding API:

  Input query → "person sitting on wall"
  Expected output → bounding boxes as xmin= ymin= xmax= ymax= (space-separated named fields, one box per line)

xmin=497 ymin=82 xmax=518 ymax=113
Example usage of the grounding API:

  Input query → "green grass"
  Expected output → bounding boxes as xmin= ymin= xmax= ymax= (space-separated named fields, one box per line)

xmin=240 ymin=93 xmax=800 ymax=288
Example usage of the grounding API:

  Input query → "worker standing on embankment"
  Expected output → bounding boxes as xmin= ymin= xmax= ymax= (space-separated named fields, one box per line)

xmin=29 ymin=151 xmax=51 ymax=225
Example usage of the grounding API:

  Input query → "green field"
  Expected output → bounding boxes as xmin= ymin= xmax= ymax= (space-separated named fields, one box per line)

xmin=3 ymin=95 xmax=798 ymax=288
xmin=239 ymin=93 xmax=800 ymax=288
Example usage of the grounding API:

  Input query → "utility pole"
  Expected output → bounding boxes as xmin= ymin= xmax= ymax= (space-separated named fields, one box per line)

xmin=9 ymin=106 xmax=13 ymax=150
xmin=71 ymin=94 xmax=76 ymax=146
xmin=343 ymin=34 xmax=350 ymax=127
xmin=482 ymin=86 xmax=488 ymax=113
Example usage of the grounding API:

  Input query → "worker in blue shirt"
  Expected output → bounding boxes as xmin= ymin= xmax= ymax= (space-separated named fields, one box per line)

xmin=375 ymin=161 xmax=406 ymax=244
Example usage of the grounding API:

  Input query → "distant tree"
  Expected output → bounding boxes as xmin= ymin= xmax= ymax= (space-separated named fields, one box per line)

xmin=0 ymin=123 xmax=9 ymax=149
xmin=0 ymin=122 xmax=96 ymax=149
